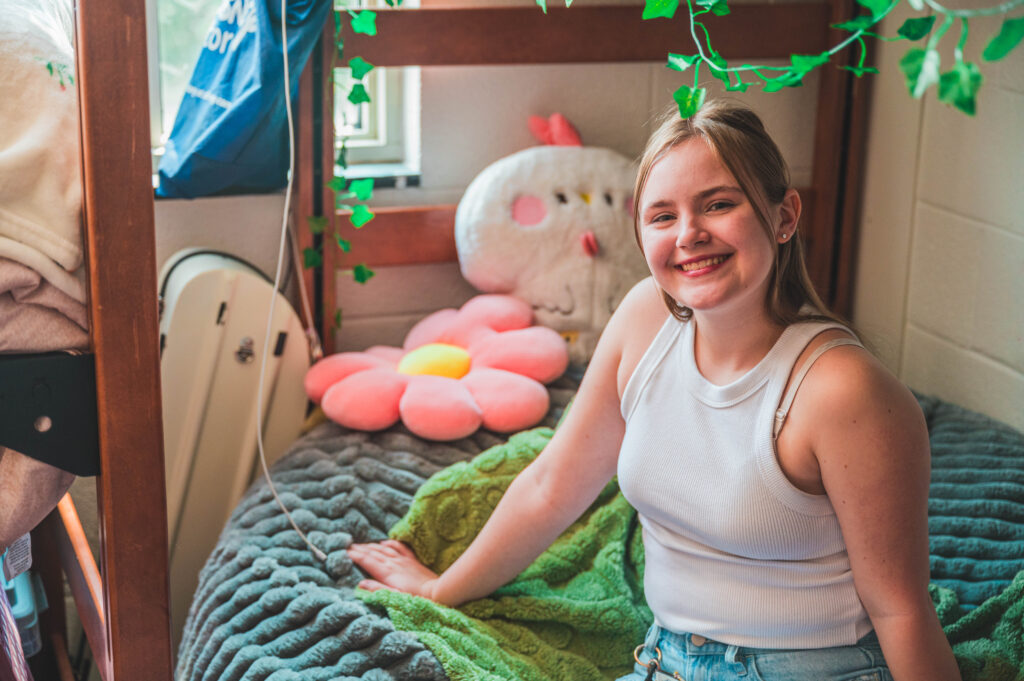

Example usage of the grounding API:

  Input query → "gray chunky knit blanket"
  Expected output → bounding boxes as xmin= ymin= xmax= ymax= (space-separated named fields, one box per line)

xmin=176 ymin=383 xmax=1024 ymax=681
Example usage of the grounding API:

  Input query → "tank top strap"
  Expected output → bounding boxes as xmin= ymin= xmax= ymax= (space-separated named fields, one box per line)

xmin=772 ymin=336 xmax=863 ymax=440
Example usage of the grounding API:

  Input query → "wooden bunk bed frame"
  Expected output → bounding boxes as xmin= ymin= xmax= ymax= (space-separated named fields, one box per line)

xmin=295 ymin=2 xmax=871 ymax=351
xmin=29 ymin=2 xmax=868 ymax=679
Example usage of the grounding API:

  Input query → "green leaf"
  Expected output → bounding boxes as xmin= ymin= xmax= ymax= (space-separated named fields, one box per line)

xmin=833 ymin=15 xmax=875 ymax=32
xmin=790 ymin=52 xmax=830 ymax=75
xmin=856 ymin=0 xmax=889 ymax=20
xmin=982 ymin=16 xmax=1024 ymax=61
xmin=897 ymin=16 xmax=936 ymax=41
xmin=673 ymin=84 xmax=707 ymax=118
xmin=667 ymin=53 xmax=701 ymax=72
xmin=349 ymin=56 xmax=374 ymax=80
xmin=336 ymin=146 xmax=348 ymax=170
xmin=353 ymin=264 xmax=375 ymax=284
xmin=643 ymin=0 xmax=680 ymax=20
xmin=348 ymin=83 xmax=371 ymax=105
xmin=333 ymin=309 xmax=342 ymax=330
xmin=899 ymin=47 xmax=940 ymax=98
xmin=349 ymin=178 xmax=374 ymax=201
xmin=349 ymin=204 xmax=375 ymax=228
xmin=336 ymin=234 xmax=352 ymax=252
xmin=726 ymin=79 xmax=750 ymax=92
xmin=697 ymin=0 xmax=729 ymax=16
xmin=307 ymin=216 xmax=328 ymax=235
xmin=704 ymin=50 xmax=732 ymax=88
xmin=536 ymin=0 xmax=547 ymax=12
xmin=327 ymin=176 xmax=356 ymax=197
xmin=842 ymin=64 xmax=880 ymax=76
xmin=938 ymin=59 xmax=983 ymax=115
xmin=303 ymin=247 xmax=323 ymax=269
xmin=350 ymin=10 xmax=377 ymax=36
xmin=762 ymin=70 xmax=804 ymax=92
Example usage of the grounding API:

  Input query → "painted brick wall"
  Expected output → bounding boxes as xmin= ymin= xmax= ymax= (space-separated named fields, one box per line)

xmin=854 ymin=3 xmax=1023 ymax=431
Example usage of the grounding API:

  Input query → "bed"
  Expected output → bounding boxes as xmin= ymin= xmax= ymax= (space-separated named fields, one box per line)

xmin=179 ymin=3 xmax=1024 ymax=680
xmin=174 ymin=372 xmax=1024 ymax=681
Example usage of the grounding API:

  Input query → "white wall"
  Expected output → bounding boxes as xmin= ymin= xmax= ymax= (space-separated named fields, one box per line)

xmin=853 ymin=3 xmax=1024 ymax=431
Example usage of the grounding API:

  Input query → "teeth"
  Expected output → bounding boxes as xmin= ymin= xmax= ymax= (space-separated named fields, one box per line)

xmin=680 ymin=255 xmax=728 ymax=272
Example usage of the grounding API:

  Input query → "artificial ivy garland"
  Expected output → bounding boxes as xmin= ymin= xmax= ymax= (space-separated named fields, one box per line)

xmin=539 ymin=0 xmax=1024 ymax=118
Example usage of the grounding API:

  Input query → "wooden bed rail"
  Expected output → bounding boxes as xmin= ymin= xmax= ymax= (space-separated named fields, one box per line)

xmin=332 ymin=191 xmax=819 ymax=269
xmin=340 ymin=5 xmax=832 ymax=66
xmin=54 ymin=496 xmax=107 ymax=679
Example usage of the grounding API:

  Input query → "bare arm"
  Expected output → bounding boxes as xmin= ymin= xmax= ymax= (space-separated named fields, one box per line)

xmin=798 ymin=350 xmax=960 ymax=681
xmin=349 ymin=281 xmax=666 ymax=606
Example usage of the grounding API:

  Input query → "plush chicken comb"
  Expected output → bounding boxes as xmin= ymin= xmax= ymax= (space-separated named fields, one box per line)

xmin=527 ymin=113 xmax=583 ymax=147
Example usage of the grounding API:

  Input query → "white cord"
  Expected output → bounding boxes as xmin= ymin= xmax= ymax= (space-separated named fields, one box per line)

xmin=254 ymin=0 xmax=327 ymax=563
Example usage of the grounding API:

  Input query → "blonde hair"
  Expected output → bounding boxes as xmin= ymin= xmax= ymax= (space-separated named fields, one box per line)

xmin=632 ymin=101 xmax=850 ymax=331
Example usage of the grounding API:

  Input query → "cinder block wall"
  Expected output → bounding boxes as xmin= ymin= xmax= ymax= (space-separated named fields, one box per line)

xmin=854 ymin=2 xmax=1023 ymax=431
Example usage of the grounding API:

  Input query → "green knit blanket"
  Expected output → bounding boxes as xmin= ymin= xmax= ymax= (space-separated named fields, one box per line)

xmin=358 ymin=424 xmax=1024 ymax=681
xmin=358 ymin=427 xmax=650 ymax=680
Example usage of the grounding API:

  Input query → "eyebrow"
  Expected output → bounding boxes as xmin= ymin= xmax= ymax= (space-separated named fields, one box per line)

xmin=695 ymin=184 xmax=743 ymax=199
xmin=642 ymin=185 xmax=743 ymax=213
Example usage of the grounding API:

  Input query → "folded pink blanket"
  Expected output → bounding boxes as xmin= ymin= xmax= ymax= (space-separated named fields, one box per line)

xmin=0 ymin=257 xmax=86 ymax=352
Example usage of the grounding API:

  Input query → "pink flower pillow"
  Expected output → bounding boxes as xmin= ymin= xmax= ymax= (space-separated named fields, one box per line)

xmin=305 ymin=295 xmax=569 ymax=441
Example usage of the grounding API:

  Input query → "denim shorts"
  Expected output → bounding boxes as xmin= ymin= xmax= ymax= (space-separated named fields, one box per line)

xmin=616 ymin=625 xmax=893 ymax=681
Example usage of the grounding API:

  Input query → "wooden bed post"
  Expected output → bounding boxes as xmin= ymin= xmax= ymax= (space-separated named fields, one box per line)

xmin=75 ymin=0 xmax=173 ymax=678
xmin=806 ymin=0 xmax=871 ymax=317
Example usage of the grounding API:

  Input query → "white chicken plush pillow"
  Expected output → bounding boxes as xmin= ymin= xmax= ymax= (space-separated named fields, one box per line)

xmin=455 ymin=114 xmax=649 ymax=364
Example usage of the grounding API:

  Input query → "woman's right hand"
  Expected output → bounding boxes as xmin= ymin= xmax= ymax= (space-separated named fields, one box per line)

xmin=347 ymin=539 xmax=441 ymax=601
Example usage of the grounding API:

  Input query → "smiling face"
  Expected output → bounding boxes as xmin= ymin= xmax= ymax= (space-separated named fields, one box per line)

xmin=639 ymin=138 xmax=780 ymax=318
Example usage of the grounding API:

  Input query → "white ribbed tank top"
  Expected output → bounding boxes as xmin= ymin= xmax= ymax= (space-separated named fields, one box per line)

xmin=617 ymin=315 xmax=873 ymax=649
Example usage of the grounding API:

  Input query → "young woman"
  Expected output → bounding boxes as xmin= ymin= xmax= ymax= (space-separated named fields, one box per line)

xmin=348 ymin=102 xmax=961 ymax=681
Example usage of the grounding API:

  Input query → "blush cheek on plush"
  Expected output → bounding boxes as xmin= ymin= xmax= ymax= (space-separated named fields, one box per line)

xmin=511 ymin=194 xmax=546 ymax=227
xmin=305 ymin=352 xmax=391 ymax=403
xmin=321 ymin=368 xmax=408 ymax=431
xmin=462 ymin=368 xmax=550 ymax=433
xmin=399 ymin=375 xmax=482 ymax=441
xmin=470 ymin=326 xmax=569 ymax=384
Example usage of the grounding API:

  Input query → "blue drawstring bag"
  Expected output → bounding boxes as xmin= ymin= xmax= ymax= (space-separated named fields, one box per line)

xmin=156 ymin=0 xmax=331 ymax=198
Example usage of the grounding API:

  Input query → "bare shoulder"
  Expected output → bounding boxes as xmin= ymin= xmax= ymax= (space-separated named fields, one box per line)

xmin=795 ymin=330 xmax=928 ymax=462
xmin=604 ymin=277 xmax=671 ymax=395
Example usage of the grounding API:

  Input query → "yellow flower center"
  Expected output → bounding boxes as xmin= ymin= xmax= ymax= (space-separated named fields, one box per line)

xmin=397 ymin=343 xmax=472 ymax=379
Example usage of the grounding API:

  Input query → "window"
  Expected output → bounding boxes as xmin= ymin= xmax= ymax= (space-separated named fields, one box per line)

xmin=147 ymin=0 xmax=222 ymax=163
xmin=147 ymin=0 xmax=419 ymax=180
xmin=334 ymin=0 xmax=420 ymax=180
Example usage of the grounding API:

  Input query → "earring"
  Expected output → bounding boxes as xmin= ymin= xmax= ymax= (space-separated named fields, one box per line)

xmin=780 ymin=232 xmax=789 ymax=241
